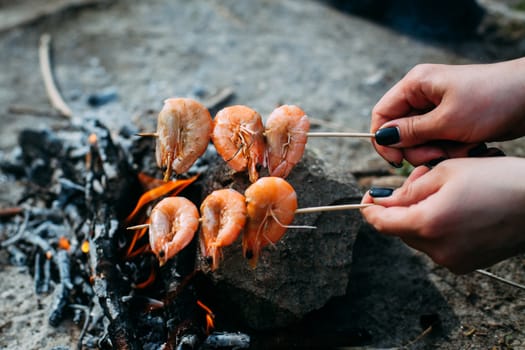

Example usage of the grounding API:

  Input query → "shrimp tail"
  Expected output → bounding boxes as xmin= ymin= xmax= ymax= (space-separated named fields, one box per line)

xmin=247 ymin=156 xmax=259 ymax=183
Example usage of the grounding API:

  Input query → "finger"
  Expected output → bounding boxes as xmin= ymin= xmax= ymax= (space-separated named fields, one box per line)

xmin=401 ymin=144 xmax=449 ymax=166
xmin=402 ymin=165 xmax=431 ymax=185
xmin=368 ymin=166 xmax=441 ymax=208
xmin=401 ymin=142 xmax=484 ymax=166
xmin=361 ymin=204 xmax=424 ymax=237
xmin=372 ymin=142 xmax=404 ymax=168
xmin=375 ymin=107 xmax=449 ymax=148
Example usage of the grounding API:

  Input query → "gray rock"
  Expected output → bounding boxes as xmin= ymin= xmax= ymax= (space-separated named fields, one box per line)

xmin=198 ymin=149 xmax=363 ymax=330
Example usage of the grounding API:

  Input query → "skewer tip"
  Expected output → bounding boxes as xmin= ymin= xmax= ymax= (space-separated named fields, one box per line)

xmin=136 ymin=132 xmax=159 ymax=137
xmin=126 ymin=223 xmax=150 ymax=230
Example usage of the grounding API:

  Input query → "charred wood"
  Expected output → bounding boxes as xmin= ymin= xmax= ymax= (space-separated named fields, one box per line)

xmin=49 ymin=250 xmax=73 ymax=326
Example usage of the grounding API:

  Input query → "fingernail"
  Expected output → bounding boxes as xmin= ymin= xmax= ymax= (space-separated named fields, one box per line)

xmin=375 ymin=127 xmax=400 ymax=146
xmin=369 ymin=187 xmax=394 ymax=198
xmin=388 ymin=161 xmax=403 ymax=168
xmin=425 ymin=157 xmax=447 ymax=167
xmin=467 ymin=143 xmax=488 ymax=157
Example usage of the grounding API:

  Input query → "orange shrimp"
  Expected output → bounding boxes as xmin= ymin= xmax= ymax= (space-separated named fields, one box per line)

xmin=242 ymin=177 xmax=297 ymax=267
xmin=156 ymin=98 xmax=212 ymax=181
xmin=199 ymin=189 xmax=247 ymax=271
xmin=264 ymin=105 xmax=310 ymax=178
xmin=211 ymin=105 xmax=265 ymax=182
xmin=149 ymin=197 xmax=200 ymax=266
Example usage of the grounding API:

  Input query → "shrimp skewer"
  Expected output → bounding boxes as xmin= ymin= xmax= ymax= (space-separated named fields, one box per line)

xmin=243 ymin=177 xmax=298 ymax=267
xmin=242 ymin=176 xmax=373 ymax=267
xmin=211 ymin=105 xmax=265 ymax=183
xmin=148 ymin=197 xmax=200 ymax=266
xmin=264 ymin=105 xmax=375 ymax=178
xmin=264 ymin=105 xmax=310 ymax=178
xmin=153 ymin=98 xmax=212 ymax=181
xmin=200 ymin=189 xmax=247 ymax=271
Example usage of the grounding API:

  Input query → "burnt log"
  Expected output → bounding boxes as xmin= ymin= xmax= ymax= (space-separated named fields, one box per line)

xmin=198 ymin=149 xmax=364 ymax=329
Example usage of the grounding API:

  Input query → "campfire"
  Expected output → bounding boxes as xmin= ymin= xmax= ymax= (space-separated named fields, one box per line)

xmin=1 ymin=98 xmax=370 ymax=348
xmin=0 ymin=119 xmax=254 ymax=349
xmin=1 ymin=37 xmax=366 ymax=348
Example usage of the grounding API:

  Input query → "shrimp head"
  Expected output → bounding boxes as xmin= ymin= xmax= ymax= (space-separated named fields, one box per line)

xmin=211 ymin=105 xmax=265 ymax=182
xmin=149 ymin=197 xmax=200 ymax=266
xmin=156 ymin=98 xmax=212 ymax=181
xmin=264 ymin=105 xmax=310 ymax=178
xmin=200 ymin=189 xmax=247 ymax=271
xmin=243 ymin=177 xmax=297 ymax=267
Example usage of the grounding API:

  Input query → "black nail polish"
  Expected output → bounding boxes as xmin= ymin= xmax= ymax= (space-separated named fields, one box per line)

xmin=369 ymin=187 xmax=394 ymax=198
xmin=425 ymin=157 xmax=447 ymax=167
xmin=467 ymin=143 xmax=488 ymax=157
xmin=388 ymin=161 xmax=403 ymax=168
xmin=375 ymin=127 xmax=400 ymax=146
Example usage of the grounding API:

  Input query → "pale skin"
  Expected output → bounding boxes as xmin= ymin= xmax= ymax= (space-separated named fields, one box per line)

xmin=361 ymin=58 xmax=525 ymax=274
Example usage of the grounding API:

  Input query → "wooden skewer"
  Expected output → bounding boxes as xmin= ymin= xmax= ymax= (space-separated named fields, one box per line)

xmin=136 ymin=132 xmax=159 ymax=137
xmin=137 ymin=131 xmax=375 ymax=139
xmin=295 ymin=203 xmax=373 ymax=214
xmin=307 ymin=132 xmax=375 ymax=138
xmin=127 ymin=203 xmax=374 ymax=230
xmin=127 ymin=223 xmax=150 ymax=230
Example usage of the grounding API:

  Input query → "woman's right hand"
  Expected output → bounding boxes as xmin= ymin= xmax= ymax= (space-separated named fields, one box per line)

xmin=371 ymin=58 xmax=525 ymax=166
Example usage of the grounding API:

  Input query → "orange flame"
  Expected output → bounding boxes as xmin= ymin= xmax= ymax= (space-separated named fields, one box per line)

xmin=81 ymin=240 xmax=90 ymax=254
xmin=125 ymin=174 xmax=199 ymax=224
xmin=88 ymin=133 xmax=97 ymax=145
xmin=197 ymin=300 xmax=215 ymax=334
xmin=58 ymin=236 xmax=70 ymax=251
xmin=133 ymin=264 xmax=157 ymax=289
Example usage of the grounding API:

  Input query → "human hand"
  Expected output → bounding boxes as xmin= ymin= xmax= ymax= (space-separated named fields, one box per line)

xmin=360 ymin=157 xmax=525 ymax=274
xmin=371 ymin=59 xmax=525 ymax=166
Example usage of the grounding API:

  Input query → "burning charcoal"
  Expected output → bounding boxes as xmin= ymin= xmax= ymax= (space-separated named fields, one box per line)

xmin=18 ymin=128 xmax=63 ymax=162
xmin=55 ymin=249 xmax=73 ymax=290
xmin=175 ymin=334 xmax=199 ymax=350
xmin=202 ymin=332 xmax=250 ymax=349
xmin=34 ymin=252 xmax=51 ymax=295
xmin=49 ymin=250 xmax=73 ymax=326
xmin=49 ymin=283 xmax=70 ymax=327
xmin=28 ymin=158 xmax=55 ymax=187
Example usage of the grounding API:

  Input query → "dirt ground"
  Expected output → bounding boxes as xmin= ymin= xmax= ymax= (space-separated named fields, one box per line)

xmin=2 ymin=0 xmax=525 ymax=349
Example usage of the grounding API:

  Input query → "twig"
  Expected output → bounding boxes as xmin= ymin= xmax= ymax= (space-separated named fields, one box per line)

xmin=8 ymin=104 xmax=60 ymax=117
xmin=475 ymin=269 xmax=525 ymax=291
xmin=1 ymin=210 xmax=29 ymax=247
xmin=0 ymin=206 xmax=23 ymax=218
xmin=69 ymin=304 xmax=92 ymax=350
xmin=402 ymin=325 xmax=433 ymax=349
xmin=39 ymin=33 xmax=73 ymax=118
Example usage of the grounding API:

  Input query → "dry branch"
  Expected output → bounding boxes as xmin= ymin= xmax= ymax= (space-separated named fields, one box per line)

xmin=39 ymin=33 xmax=73 ymax=118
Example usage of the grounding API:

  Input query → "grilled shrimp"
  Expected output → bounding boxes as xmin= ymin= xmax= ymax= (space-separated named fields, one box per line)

xmin=243 ymin=177 xmax=297 ymax=267
xmin=156 ymin=98 xmax=212 ymax=181
xmin=264 ymin=105 xmax=310 ymax=178
xmin=211 ymin=105 xmax=265 ymax=182
xmin=149 ymin=196 xmax=200 ymax=266
xmin=200 ymin=189 xmax=247 ymax=271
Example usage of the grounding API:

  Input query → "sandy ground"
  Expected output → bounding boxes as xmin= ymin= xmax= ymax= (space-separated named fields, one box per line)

xmin=2 ymin=0 xmax=525 ymax=349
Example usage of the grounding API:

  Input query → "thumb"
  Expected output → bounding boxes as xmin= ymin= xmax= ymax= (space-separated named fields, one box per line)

xmin=369 ymin=165 xmax=442 ymax=207
xmin=375 ymin=108 xmax=447 ymax=148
